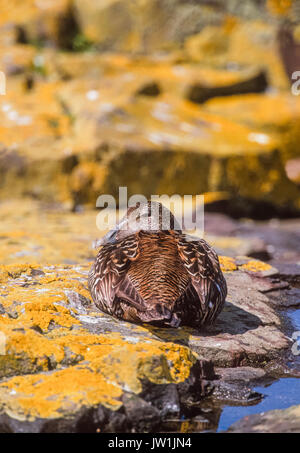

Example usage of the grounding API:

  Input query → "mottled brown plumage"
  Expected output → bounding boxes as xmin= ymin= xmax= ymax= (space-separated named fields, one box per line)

xmin=89 ymin=201 xmax=227 ymax=328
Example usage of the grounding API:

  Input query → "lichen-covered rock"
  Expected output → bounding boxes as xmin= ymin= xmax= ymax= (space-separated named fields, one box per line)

xmin=184 ymin=20 xmax=290 ymax=90
xmin=0 ymin=264 xmax=213 ymax=432
xmin=204 ymin=93 xmax=300 ymax=162
xmin=57 ymin=86 xmax=300 ymax=211
xmin=0 ymin=251 xmax=292 ymax=432
xmin=73 ymin=0 xmax=218 ymax=53
xmin=0 ymin=46 xmax=298 ymax=213
xmin=73 ymin=0 xmax=298 ymax=56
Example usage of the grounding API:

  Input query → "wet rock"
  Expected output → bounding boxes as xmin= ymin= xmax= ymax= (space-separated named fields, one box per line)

xmin=211 ymin=381 xmax=263 ymax=404
xmin=273 ymin=263 xmax=300 ymax=288
xmin=263 ymin=360 xmax=300 ymax=380
xmin=267 ymin=287 xmax=300 ymax=308
xmin=227 ymin=404 xmax=300 ymax=433
xmin=161 ymin=415 xmax=215 ymax=433
xmin=140 ymin=383 xmax=180 ymax=419
xmin=122 ymin=393 xmax=161 ymax=432
xmin=176 ymin=360 xmax=216 ymax=408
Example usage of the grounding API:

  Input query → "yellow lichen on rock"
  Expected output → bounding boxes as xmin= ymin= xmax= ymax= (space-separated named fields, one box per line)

xmin=240 ymin=260 xmax=272 ymax=272
xmin=0 ymin=367 xmax=123 ymax=420
xmin=219 ymin=256 xmax=238 ymax=272
xmin=0 ymin=264 xmax=37 ymax=283
xmin=0 ymin=81 xmax=71 ymax=148
xmin=204 ymin=93 xmax=300 ymax=162
xmin=0 ymin=262 xmax=200 ymax=420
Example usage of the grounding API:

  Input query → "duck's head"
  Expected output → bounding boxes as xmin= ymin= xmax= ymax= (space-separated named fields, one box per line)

xmin=95 ymin=201 xmax=182 ymax=247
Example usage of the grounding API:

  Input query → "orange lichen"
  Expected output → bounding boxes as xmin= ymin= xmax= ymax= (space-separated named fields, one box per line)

xmin=219 ymin=256 xmax=238 ymax=272
xmin=20 ymin=301 xmax=79 ymax=332
xmin=240 ymin=260 xmax=272 ymax=272
xmin=0 ymin=260 xmax=197 ymax=421
xmin=0 ymin=367 xmax=123 ymax=420
xmin=83 ymin=337 xmax=196 ymax=393
xmin=0 ymin=264 xmax=37 ymax=282
xmin=0 ymin=318 xmax=197 ymax=419
xmin=0 ymin=263 xmax=92 ymax=334
xmin=5 ymin=328 xmax=65 ymax=368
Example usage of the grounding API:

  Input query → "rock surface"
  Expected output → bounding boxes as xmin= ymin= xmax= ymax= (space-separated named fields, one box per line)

xmin=0 ymin=263 xmax=214 ymax=432
xmin=227 ymin=404 xmax=300 ymax=433
xmin=204 ymin=93 xmax=300 ymax=162
xmin=0 ymin=251 xmax=294 ymax=432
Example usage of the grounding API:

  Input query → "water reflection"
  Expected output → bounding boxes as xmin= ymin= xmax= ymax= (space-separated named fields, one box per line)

xmin=218 ymin=377 xmax=300 ymax=432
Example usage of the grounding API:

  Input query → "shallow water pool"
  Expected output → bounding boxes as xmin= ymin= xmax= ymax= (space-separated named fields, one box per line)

xmin=218 ymin=306 xmax=300 ymax=431
xmin=218 ymin=377 xmax=300 ymax=431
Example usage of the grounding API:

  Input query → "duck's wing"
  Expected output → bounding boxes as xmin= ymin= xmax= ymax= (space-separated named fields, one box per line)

xmin=174 ymin=233 xmax=227 ymax=322
xmin=89 ymin=234 xmax=146 ymax=314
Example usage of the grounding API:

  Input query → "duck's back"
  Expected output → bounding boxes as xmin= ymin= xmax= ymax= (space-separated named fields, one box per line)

xmin=89 ymin=229 xmax=227 ymax=328
xmin=128 ymin=231 xmax=189 ymax=304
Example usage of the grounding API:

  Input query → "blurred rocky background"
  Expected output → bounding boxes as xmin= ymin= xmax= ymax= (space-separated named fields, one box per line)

xmin=0 ymin=0 xmax=299 ymax=264
xmin=0 ymin=0 xmax=300 ymax=213
xmin=0 ymin=0 xmax=300 ymax=433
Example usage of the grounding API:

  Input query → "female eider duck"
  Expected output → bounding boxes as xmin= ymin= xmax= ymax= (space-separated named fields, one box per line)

xmin=89 ymin=201 xmax=227 ymax=328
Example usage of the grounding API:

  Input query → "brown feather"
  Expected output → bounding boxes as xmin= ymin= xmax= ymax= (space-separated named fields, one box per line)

xmin=89 ymin=230 xmax=227 ymax=328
